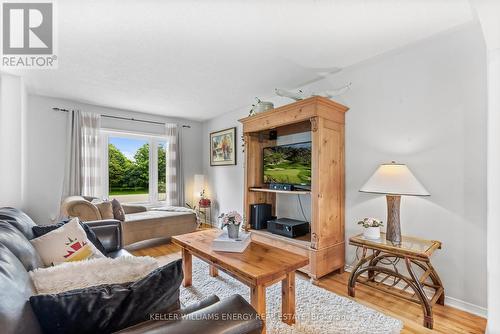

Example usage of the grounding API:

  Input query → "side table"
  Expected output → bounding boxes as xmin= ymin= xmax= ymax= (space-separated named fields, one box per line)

xmin=197 ymin=203 xmax=212 ymax=227
xmin=348 ymin=232 xmax=444 ymax=329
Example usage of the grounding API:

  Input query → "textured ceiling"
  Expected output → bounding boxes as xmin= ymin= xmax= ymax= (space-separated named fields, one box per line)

xmin=7 ymin=0 xmax=473 ymax=120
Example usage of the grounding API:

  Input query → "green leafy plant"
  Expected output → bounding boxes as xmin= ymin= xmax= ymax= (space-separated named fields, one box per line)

xmin=357 ymin=217 xmax=383 ymax=228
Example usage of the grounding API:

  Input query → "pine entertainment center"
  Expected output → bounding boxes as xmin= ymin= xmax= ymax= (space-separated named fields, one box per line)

xmin=239 ymin=96 xmax=349 ymax=281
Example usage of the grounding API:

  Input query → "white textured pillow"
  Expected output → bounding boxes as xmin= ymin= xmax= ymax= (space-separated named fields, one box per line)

xmin=30 ymin=218 xmax=104 ymax=266
xmin=30 ymin=256 xmax=159 ymax=295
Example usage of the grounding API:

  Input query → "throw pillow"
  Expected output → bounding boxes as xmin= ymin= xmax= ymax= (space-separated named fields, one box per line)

xmin=30 ymin=218 xmax=104 ymax=266
xmin=111 ymin=199 xmax=126 ymax=222
xmin=93 ymin=201 xmax=114 ymax=220
xmin=32 ymin=219 xmax=107 ymax=256
xmin=29 ymin=259 xmax=183 ymax=334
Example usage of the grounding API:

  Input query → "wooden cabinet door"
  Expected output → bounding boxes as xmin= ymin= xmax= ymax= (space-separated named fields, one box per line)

xmin=311 ymin=117 xmax=345 ymax=250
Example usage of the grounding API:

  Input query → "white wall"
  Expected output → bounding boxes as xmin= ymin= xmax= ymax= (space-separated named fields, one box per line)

xmin=472 ymin=0 xmax=500 ymax=330
xmin=203 ymin=23 xmax=487 ymax=313
xmin=24 ymin=94 xmax=203 ymax=225
xmin=0 ymin=73 xmax=26 ymax=208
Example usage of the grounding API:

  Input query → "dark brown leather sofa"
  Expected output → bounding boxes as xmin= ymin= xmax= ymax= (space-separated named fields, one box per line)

xmin=0 ymin=207 xmax=263 ymax=334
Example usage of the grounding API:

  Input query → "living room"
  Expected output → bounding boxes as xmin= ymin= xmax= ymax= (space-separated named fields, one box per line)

xmin=0 ymin=1 xmax=498 ymax=333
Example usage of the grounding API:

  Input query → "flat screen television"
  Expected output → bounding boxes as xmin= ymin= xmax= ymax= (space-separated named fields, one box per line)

xmin=263 ymin=142 xmax=312 ymax=186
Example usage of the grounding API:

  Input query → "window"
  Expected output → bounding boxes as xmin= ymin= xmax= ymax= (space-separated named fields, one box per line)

xmin=102 ymin=131 xmax=167 ymax=203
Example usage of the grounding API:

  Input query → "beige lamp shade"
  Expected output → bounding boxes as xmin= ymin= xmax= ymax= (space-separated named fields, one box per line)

xmin=193 ymin=174 xmax=205 ymax=198
xmin=360 ymin=162 xmax=430 ymax=196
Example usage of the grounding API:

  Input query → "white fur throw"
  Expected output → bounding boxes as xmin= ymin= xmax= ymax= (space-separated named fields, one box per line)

xmin=30 ymin=256 xmax=159 ymax=295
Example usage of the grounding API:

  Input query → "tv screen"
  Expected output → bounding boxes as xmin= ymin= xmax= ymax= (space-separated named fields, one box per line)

xmin=263 ymin=142 xmax=312 ymax=186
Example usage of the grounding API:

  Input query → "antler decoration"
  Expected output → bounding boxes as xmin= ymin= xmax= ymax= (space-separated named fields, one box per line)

xmin=275 ymin=82 xmax=351 ymax=101
xmin=274 ymin=88 xmax=305 ymax=101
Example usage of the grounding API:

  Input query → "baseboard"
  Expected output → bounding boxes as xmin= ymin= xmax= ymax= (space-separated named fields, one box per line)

xmin=344 ymin=265 xmax=487 ymax=319
xmin=443 ymin=295 xmax=487 ymax=318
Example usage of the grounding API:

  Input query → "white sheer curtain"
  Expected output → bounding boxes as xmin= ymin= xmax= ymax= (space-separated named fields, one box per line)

xmin=165 ymin=123 xmax=184 ymax=206
xmin=62 ymin=110 xmax=102 ymax=198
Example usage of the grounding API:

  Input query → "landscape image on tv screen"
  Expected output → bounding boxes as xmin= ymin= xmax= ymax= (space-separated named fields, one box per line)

xmin=263 ymin=142 xmax=312 ymax=186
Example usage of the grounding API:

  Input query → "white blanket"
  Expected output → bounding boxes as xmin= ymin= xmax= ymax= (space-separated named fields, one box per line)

xmin=30 ymin=256 xmax=159 ymax=295
xmin=150 ymin=206 xmax=196 ymax=214
xmin=151 ymin=205 xmax=201 ymax=225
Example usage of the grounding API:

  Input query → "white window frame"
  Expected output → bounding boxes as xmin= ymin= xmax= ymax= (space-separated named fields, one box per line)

xmin=101 ymin=129 xmax=167 ymax=204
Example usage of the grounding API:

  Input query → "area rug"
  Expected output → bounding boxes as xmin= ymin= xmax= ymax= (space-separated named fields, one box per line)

xmin=163 ymin=257 xmax=403 ymax=334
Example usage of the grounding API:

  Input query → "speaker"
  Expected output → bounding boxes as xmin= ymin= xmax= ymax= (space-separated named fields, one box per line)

xmin=269 ymin=130 xmax=278 ymax=140
xmin=250 ymin=203 xmax=272 ymax=230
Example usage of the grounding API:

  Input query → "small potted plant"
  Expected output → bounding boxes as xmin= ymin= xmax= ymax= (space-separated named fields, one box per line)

xmin=357 ymin=217 xmax=384 ymax=240
xmin=198 ymin=190 xmax=211 ymax=207
xmin=219 ymin=211 xmax=243 ymax=239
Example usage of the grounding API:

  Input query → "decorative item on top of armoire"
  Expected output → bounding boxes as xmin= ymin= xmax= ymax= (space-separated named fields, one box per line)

xmin=248 ymin=97 xmax=274 ymax=116
xmin=359 ymin=162 xmax=430 ymax=245
xmin=210 ymin=127 xmax=236 ymax=166
xmin=274 ymin=82 xmax=352 ymax=101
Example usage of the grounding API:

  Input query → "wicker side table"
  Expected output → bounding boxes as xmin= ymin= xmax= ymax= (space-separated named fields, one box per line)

xmin=348 ymin=233 xmax=444 ymax=329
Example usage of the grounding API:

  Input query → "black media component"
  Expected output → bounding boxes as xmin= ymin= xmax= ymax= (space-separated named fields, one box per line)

xmin=269 ymin=183 xmax=294 ymax=191
xmin=267 ymin=218 xmax=309 ymax=238
xmin=249 ymin=203 xmax=273 ymax=230
xmin=269 ymin=130 xmax=278 ymax=140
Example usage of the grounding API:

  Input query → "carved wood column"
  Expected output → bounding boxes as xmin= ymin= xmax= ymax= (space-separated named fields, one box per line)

xmin=386 ymin=195 xmax=401 ymax=244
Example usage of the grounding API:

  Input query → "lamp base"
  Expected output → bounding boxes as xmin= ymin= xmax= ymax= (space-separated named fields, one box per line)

xmin=386 ymin=195 xmax=402 ymax=245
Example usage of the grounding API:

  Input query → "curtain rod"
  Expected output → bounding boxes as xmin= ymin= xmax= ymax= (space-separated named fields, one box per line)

xmin=52 ymin=107 xmax=191 ymax=128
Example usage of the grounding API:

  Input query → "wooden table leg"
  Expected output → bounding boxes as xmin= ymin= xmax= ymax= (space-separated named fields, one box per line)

xmin=251 ymin=284 xmax=266 ymax=333
xmin=282 ymin=272 xmax=295 ymax=325
xmin=182 ymin=248 xmax=192 ymax=287
xmin=209 ymin=264 xmax=218 ymax=277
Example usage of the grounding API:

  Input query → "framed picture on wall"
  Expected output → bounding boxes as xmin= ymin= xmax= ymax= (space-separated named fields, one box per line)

xmin=210 ymin=127 xmax=237 ymax=166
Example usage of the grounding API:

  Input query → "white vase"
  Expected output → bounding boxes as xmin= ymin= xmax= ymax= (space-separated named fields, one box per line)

xmin=363 ymin=226 xmax=381 ymax=240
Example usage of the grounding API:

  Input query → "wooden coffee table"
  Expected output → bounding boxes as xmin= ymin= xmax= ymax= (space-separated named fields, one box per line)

xmin=172 ymin=229 xmax=309 ymax=331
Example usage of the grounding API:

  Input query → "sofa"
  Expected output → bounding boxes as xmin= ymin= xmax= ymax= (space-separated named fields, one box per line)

xmin=0 ymin=207 xmax=263 ymax=334
xmin=61 ymin=196 xmax=198 ymax=246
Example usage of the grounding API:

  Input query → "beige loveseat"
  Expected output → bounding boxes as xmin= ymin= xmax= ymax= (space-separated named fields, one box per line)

xmin=61 ymin=196 xmax=198 ymax=246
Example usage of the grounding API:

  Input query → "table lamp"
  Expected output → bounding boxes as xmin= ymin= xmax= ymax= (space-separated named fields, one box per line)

xmin=359 ymin=162 xmax=429 ymax=244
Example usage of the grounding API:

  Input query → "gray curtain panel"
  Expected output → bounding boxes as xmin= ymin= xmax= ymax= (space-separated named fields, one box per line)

xmin=62 ymin=110 xmax=102 ymax=199
xmin=62 ymin=110 xmax=82 ymax=198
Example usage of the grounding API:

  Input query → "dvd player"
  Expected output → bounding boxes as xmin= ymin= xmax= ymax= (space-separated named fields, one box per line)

xmin=267 ymin=218 xmax=309 ymax=238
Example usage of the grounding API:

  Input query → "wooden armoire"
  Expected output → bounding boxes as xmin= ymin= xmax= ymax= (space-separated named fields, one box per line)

xmin=239 ymin=96 xmax=348 ymax=280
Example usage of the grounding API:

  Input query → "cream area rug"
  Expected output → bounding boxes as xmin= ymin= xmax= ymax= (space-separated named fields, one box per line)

xmin=159 ymin=256 xmax=403 ymax=334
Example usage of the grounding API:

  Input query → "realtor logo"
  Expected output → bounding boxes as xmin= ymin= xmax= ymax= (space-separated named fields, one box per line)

xmin=1 ymin=1 xmax=57 ymax=68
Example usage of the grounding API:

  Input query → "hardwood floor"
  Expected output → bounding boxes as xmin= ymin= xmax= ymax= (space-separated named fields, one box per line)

xmin=130 ymin=239 xmax=486 ymax=334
